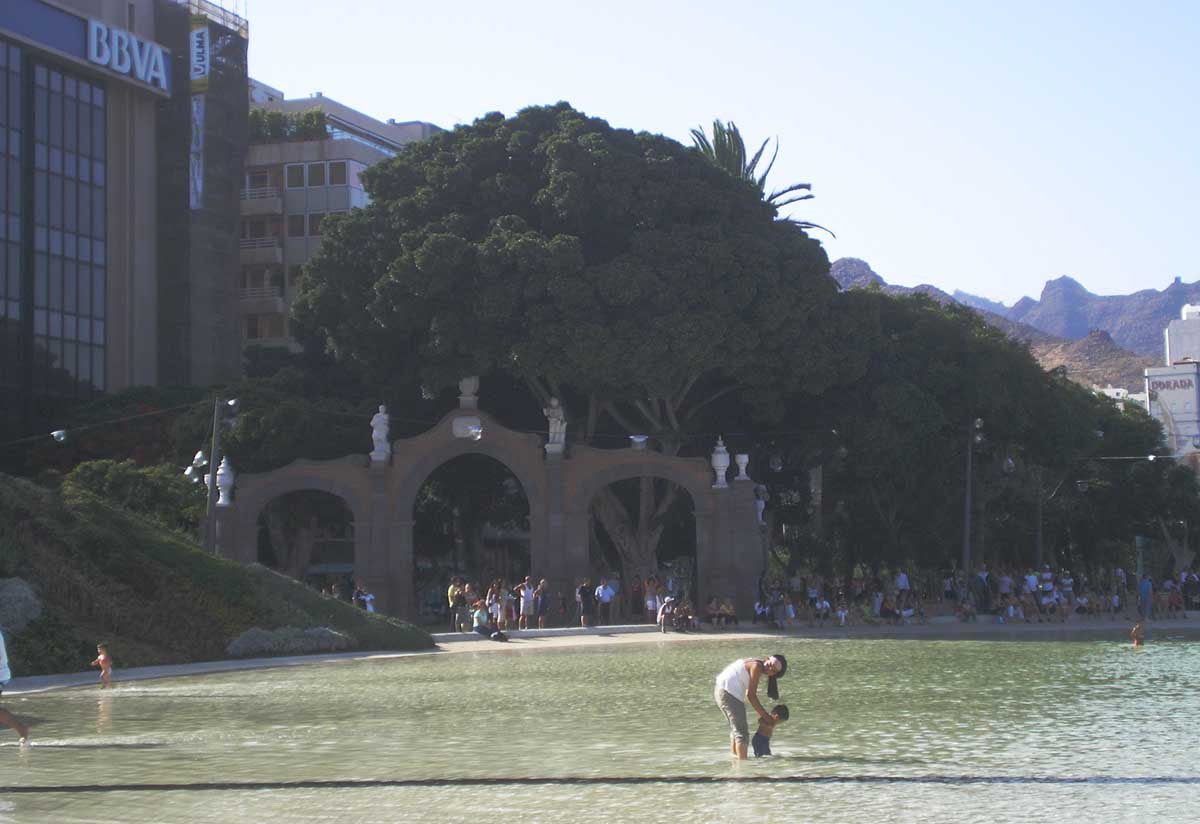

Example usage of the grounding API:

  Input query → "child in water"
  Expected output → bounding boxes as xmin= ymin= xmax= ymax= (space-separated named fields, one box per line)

xmin=752 ymin=704 xmax=789 ymax=756
xmin=90 ymin=643 xmax=113 ymax=688
xmin=1131 ymin=621 xmax=1145 ymax=647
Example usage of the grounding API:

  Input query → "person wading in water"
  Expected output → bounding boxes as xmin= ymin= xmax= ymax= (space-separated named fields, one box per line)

xmin=713 ymin=654 xmax=788 ymax=759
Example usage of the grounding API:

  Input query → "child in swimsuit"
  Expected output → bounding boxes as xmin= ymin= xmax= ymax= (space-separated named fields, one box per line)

xmin=751 ymin=704 xmax=789 ymax=756
xmin=90 ymin=644 xmax=113 ymax=688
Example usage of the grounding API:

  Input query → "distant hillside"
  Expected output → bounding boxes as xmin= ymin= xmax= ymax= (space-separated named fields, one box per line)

xmin=1006 ymin=275 xmax=1200 ymax=356
xmin=829 ymin=258 xmax=1150 ymax=390
xmin=0 ymin=476 xmax=432 ymax=675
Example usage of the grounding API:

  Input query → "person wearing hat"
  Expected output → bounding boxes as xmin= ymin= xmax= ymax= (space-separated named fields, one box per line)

xmin=714 ymin=654 xmax=788 ymax=759
xmin=0 ymin=628 xmax=30 ymax=742
xmin=657 ymin=596 xmax=676 ymax=632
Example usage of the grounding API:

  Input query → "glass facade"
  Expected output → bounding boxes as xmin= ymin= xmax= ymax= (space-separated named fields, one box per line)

xmin=0 ymin=41 xmax=23 ymax=412
xmin=32 ymin=57 xmax=107 ymax=396
xmin=1 ymin=36 xmax=107 ymax=431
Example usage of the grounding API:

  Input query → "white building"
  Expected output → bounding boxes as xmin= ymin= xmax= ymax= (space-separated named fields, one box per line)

xmin=1146 ymin=304 xmax=1200 ymax=457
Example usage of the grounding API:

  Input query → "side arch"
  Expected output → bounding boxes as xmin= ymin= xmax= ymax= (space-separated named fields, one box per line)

xmin=224 ymin=456 xmax=373 ymax=568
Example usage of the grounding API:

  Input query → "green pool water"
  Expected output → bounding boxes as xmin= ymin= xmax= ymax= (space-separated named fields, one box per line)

xmin=1 ymin=636 xmax=1197 ymax=823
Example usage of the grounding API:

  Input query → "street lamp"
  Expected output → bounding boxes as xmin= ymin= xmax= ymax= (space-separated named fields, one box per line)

xmin=197 ymin=397 xmax=238 ymax=554
xmin=961 ymin=418 xmax=984 ymax=584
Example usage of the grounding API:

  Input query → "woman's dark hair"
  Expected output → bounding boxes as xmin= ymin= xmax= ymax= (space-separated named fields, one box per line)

xmin=766 ymin=654 xmax=787 ymax=700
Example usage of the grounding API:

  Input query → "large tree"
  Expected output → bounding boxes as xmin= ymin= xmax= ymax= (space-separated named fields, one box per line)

xmin=293 ymin=103 xmax=851 ymax=583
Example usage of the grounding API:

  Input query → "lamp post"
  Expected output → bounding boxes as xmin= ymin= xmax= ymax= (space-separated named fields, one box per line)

xmin=188 ymin=396 xmax=237 ymax=554
xmin=961 ymin=418 xmax=984 ymax=585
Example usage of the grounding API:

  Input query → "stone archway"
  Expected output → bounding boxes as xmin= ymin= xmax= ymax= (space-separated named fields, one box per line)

xmin=217 ymin=388 xmax=763 ymax=621
xmin=563 ymin=445 xmax=760 ymax=616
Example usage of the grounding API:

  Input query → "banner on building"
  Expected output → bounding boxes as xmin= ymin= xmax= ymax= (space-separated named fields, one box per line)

xmin=189 ymin=15 xmax=211 ymax=93
xmin=189 ymin=94 xmax=206 ymax=210
xmin=1146 ymin=366 xmax=1200 ymax=454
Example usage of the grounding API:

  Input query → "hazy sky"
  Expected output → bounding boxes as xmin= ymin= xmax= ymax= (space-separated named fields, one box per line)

xmin=243 ymin=0 xmax=1199 ymax=305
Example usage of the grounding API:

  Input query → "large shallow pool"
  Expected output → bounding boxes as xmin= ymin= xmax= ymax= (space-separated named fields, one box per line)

xmin=1 ymin=636 xmax=1196 ymax=822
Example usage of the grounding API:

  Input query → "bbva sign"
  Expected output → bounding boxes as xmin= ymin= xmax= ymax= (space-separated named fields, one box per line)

xmin=87 ymin=20 xmax=170 ymax=93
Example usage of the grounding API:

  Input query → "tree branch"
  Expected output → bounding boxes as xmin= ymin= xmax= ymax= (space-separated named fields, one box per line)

xmin=673 ymin=373 xmax=700 ymax=408
xmin=604 ymin=401 xmax=649 ymax=436
xmin=682 ymin=383 xmax=741 ymax=423
xmin=633 ymin=399 xmax=664 ymax=431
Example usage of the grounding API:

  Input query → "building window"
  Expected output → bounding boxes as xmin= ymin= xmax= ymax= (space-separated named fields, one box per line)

xmin=287 ymin=214 xmax=305 ymax=237
xmin=285 ymin=164 xmax=304 ymax=189
xmin=27 ymin=58 xmax=106 ymax=399
xmin=308 ymin=213 xmax=324 ymax=236
xmin=328 ymin=161 xmax=347 ymax=186
xmin=243 ymin=218 xmax=266 ymax=239
xmin=307 ymin=162 xmax=325 ymax=187
xmin=247 ymin=169 xmax=269 ymax=189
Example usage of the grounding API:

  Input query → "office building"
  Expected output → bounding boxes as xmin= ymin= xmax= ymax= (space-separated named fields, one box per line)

xmin=239 ymin=82 xmax=439 ymax=348
xmin=0 ymin=0 xmax=247 ymax=439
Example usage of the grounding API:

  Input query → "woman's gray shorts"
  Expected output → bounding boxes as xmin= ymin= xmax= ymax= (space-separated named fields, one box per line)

xmin=714 ymin=685 xmax=749 ymax=746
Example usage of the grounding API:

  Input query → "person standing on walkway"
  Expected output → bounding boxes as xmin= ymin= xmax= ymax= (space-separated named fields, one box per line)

xmin=595 ymin=577 xmax=614 ymax=625
xmin=577 ymin=579 xmax=596 ymax=627
xmin=516 ymin=576 xmax=536 ymax=630
xmin=1138 ymin=574 xmax=1154 ymax=621
xmin=0 ymin=628 xmax=30 ymax=742
xmin=713 ymin=654 xmax=787 ymax=760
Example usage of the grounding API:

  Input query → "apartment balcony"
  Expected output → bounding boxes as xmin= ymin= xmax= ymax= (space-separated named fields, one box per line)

xmin=236 ymin=285 xmax=286 ymax=315
xmin=238 ymin=236 xmax=283 ymax=265
xmin=240 ymin=186 xmax=283 ymax=216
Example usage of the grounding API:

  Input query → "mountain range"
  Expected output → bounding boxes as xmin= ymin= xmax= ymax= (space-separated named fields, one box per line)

xmin=829 ymin=258 xmax=1166 ymax=391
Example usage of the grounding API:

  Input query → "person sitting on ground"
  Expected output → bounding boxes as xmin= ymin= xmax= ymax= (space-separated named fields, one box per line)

xmin=675 ymin=598 xmax=699 ymax=632
xmin=813 ymin=596 xmax=832 ymax=627
xmin=706 ymin=596 xmax=724 ymax=628
xmin=752 ymin=704 xmax=790 ymax=757
xmin=956 ymin=599 xmax=977 ymax=623
xmin=657 ymin=596 xmax=676 ymax=633
xmin=472 ymin=600 xmax=508 ymax=642
xmin=718 ymin=597 xmax=738 ymax=627
xmin=879 ymin=596 xmax=900 ymax=625
xmin=1074 ymin=592 xmax=1091 ymax=617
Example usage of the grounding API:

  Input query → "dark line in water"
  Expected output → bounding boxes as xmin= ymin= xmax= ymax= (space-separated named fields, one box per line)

xmin=2 ymin=775 xmax=1198 ymax=794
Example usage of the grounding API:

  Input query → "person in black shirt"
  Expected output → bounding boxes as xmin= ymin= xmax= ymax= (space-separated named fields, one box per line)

xmin=577 ymin=579 xmax=596 ymax=627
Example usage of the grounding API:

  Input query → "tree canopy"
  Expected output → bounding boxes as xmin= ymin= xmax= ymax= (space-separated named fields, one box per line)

xmin=293 ymin=103 xmax=849 ymax=447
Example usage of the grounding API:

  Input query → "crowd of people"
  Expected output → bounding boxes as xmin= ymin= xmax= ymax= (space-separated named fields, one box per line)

xmin=441 ymin=562 xmax=1200 ymax=638
xmin=753 ymin=563 xmax=1200 ymax=628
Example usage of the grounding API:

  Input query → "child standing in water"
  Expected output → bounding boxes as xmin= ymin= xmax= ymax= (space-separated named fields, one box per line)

xmin=752 ymin=704 xmax=789 ymax=756
xmin=90 ymin=643 xmax=113 ymax=688
xmin=1131 ymin=621 xmax=1145 ymax=647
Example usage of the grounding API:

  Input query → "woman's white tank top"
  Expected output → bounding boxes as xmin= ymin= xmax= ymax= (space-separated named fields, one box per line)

xmin=715 ymin=658 xmax=749 ymax=699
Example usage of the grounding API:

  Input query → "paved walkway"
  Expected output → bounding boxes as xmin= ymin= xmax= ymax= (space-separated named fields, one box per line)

xmin=6 ymin=617 xmax=1197 ymax=696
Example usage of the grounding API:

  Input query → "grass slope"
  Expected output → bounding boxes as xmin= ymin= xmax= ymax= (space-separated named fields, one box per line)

xmin=0 ymin=474 xmax=432 ymax=676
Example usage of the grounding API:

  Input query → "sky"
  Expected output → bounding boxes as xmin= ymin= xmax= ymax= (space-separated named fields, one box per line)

xmin=241 ymin=0 xmax=1200 ymax=306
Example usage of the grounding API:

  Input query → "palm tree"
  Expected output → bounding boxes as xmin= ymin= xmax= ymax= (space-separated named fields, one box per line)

xmin=690 ymin=119 xmax=833 ymax=236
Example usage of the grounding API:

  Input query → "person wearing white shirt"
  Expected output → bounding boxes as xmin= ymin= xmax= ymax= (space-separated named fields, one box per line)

xmin=1 ymin=629 xmax=30 ymax=742
xmin=595 ymin=578 xmax=615 ymax=625
xmin=894 ymin=570 xmax=910 ymax=593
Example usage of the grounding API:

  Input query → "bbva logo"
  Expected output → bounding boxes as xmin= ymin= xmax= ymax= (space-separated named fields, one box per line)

xmin=87 ymin=20 xmax=169 ymax=93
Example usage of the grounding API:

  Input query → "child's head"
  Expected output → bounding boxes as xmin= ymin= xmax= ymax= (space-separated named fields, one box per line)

xmin=97 ymin=643 xmax=108 ymax=653
xmin=771 ymin=704 xmax=790 ymax=722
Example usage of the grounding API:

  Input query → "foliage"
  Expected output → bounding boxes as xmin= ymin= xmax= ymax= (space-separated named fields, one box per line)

xmin=291 ymin=103 xmax=860 ymax=584
xmin=63 ymin=459 xmax=207 ymax=533
xmin=293 ymin=103 xmax=850 ymax=448
xmin=0 ymin=474 xmax=431 ymax=676
xmin=247 ymin=107 xmax=327 ymax=143
xmin=689 ymin=118 xmax=832 ymax=235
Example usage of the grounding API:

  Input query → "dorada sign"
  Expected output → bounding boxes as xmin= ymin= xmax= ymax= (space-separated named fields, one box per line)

xmin=87 ymin=20 xmax=170 ymax=93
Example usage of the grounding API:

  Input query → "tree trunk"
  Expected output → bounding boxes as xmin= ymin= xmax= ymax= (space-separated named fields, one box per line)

xmin=591 ymin=480 xmax=678 ymax=598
